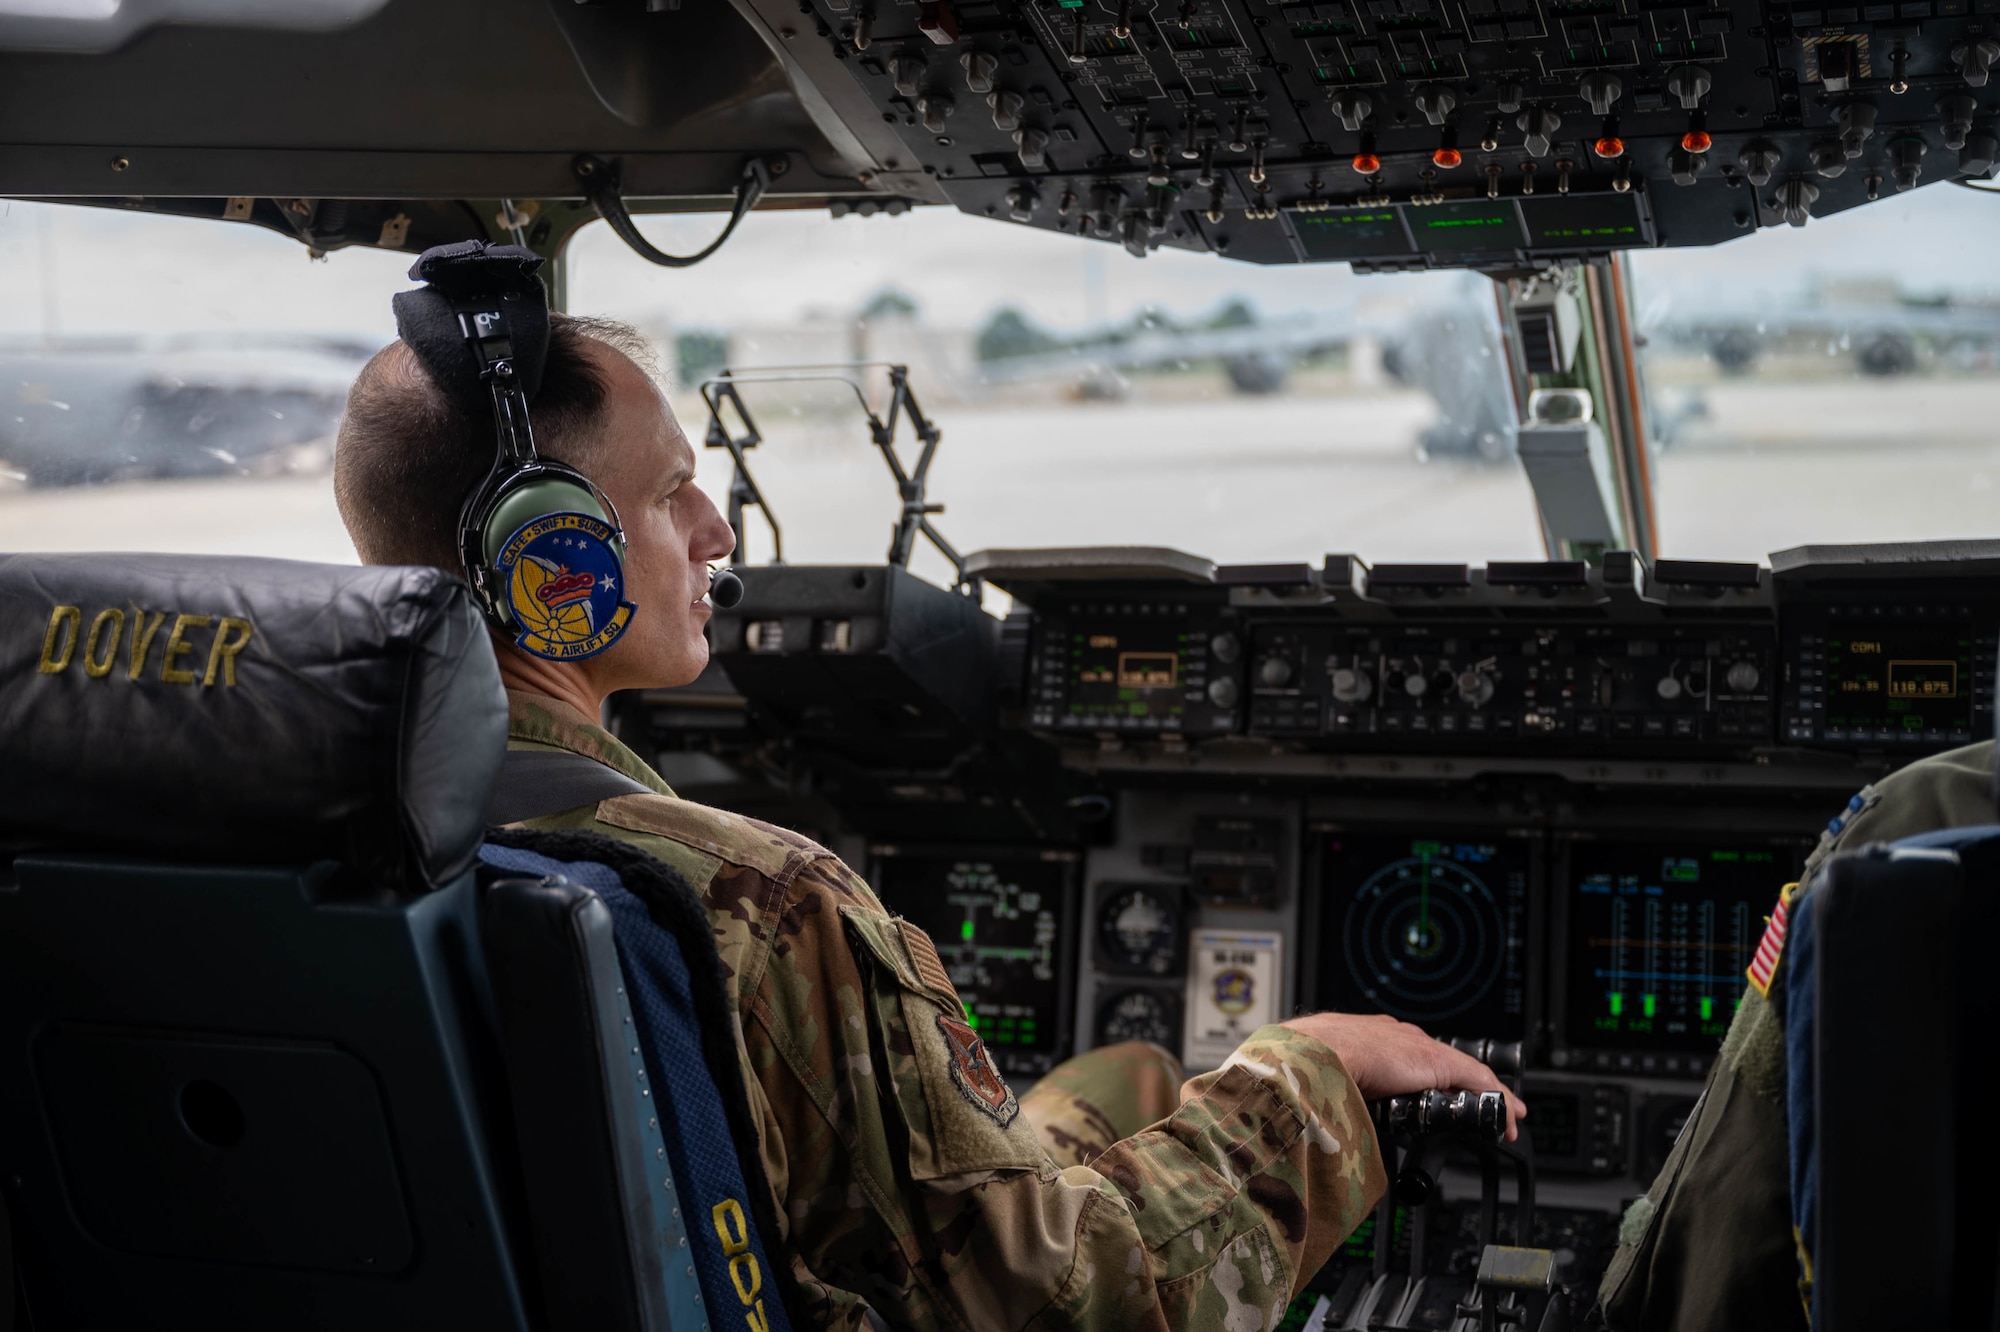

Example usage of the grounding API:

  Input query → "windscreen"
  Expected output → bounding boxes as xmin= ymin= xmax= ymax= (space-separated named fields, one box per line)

xmin=1628 ymin=185 xmax=2000 ymax=560
xmin=2 ymin=199 xmax=1555 ymax=572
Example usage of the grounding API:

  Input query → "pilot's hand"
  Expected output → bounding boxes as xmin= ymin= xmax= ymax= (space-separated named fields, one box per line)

xmin=1279 ymin=1011 xmax=1527 ymax=1142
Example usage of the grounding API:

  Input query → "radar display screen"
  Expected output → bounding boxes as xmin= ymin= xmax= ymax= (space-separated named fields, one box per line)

xmin=1315 ymin=833 xmax=1530 ymax=1039
xmin=1822 ymin=624 xmax=1977 ymax=739
xmin=871 ymin=851 xmax=1074 ymax=1075
xmin=1563 ymin=839 xmax=1801 ymax=1053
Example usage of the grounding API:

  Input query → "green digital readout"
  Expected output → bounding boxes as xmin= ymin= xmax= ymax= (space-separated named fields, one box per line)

xmin=1566 ymin=841 xmax=1800 ymax=1052
xmin=1289 ymin=207 xmax=1413 ymax=260
xmin=1519 ymin=192 xmax=1648 ymax=248
xmin=1407 ymin=201 xmax=1526 ymax=253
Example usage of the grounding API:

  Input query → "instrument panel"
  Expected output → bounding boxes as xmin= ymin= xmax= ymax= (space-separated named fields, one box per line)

xmin=744 ymin=0 xmax=2000 ymax=269
xmin=615 ymin=538 xmax=2000 ymax=1306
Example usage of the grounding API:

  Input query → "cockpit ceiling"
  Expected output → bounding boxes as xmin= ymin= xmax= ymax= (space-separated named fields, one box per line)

xmin=1 ymin=0 xmax=1992 ymax=267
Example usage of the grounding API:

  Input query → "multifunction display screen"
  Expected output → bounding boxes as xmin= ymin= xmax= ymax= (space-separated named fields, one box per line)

xmin=871 ymin=852 xmax=1071 ymax=1075
xmin=1317 ymin=832 xmax=1530 ymax=1040
xmin=1822 ymin=625 xmax=1977 ymax=737
xmin=1564 ymin=840 xmax=1800 ymax=1052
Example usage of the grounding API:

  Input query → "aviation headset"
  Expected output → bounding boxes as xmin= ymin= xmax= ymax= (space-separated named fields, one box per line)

xmin=392 ymin=240 xmax=741 ymax=662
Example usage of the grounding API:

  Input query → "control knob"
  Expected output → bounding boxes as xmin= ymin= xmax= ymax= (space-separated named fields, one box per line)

xmin=1939 ymin=93 xmax=1978 ymax=151
xmin=1258 ymin=656 xmax=1294 ymax=687
xmin=1013 ymin=127 xmax=1049 ymax=168
xmin=1331 ymin=91 xmax=1374 ymax=132
xmin=1837 ymin=102 xmax=1877 ymax=157
xmin=890 ymin=53 xmax=926 ymax=98
xmin=960 ymin=50 xmax=998 ymax=93
xmin=1404 ymin=672 xmax=1428 ymax=698
xmin=1414 ymin=86 xmax=1458 ymax=127
xmin=1656 ymin=675 xmax=1684 ymax=701
xmin=1207 ymin=677 xmax=1240 ymax=709
xmin=1455 ymin=668 xmax=1496 ymax=707
xmin=1517 ymin=106 xmax=1562 ymax=158
xmin=1738 ymin=141 xmax=1781 ymax=186
xmin=1889 ymin=135 xmax=1927 ymax=191
xmin=1725 ymin=660 xmax=1761 ymax=692
xmin=1578 ymin=72 xmax=1623 ymax=117
xmin=1209 ymin=631 xmax=1242 ymax=665
xmin=1808 ymin=140 xmax=1848 ymax=178
xmin=1952 ymin=36 xmax=2000 ymax=88
xmin=1962 ymin=129 xmax=2000 ymax=177
xmin=989 ymin=89 xmax=1025 ymax=132
xmin=916 ymin=92 xmax=954 ymax=134
xmin=1665 ymin=65 xmax=1711 ymax=110
xmin=1330 ymin=666 xmax=1372 ymax=703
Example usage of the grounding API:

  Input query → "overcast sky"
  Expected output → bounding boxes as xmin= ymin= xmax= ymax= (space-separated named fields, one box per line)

xmin=3 ymin=181 xmax=1999 ymax=342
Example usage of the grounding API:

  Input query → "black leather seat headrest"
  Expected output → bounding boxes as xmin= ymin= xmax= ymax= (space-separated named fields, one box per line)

xmin=0 ymin=554 xmax=506 ymax=892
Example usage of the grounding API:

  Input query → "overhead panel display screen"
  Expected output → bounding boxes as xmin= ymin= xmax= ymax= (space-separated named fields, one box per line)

xmin=871 ymin=852 xmax=1072 ymax=1075
xmin=1316 ymin=832 xmax=1530 ymax=1039
xmin=1518 ymin=193 xmax=1648 ymax=249
xmin=1407 ymin=201 xmax=1525 ymax=254
xmin=1823 ymin=625 xmax=1976 ymax=738
xmin=1564 ymin=840 xmax=1801 ymax=1053
xmin=1289 ymin=207 xmax=1414 ymax=261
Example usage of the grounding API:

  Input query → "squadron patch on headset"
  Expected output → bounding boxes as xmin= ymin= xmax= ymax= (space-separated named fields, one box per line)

xmin=498 ymin=512 xmax=636 ymax=660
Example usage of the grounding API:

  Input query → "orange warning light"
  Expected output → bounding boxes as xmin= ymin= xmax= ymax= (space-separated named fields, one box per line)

xmin=1681 ymin=129 xmax=1714 ymax=153
xmin=1352 ymin=152 xmax=1382 ymax=174
xmin=1593 ymin=135 xmax=1626 ymax=159
xmin=1432 ymin=146 xmax=1464 ymax=168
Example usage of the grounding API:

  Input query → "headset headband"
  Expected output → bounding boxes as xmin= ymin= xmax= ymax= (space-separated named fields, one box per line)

xmin=393 ymin=241 xmax=636 ymax=659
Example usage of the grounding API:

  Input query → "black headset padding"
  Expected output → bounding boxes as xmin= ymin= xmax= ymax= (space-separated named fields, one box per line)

xmin=391 ymin=241 xmax=551 ymax=418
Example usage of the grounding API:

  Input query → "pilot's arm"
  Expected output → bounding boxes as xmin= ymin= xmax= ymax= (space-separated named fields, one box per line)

xmin=735 ymin=846 xmax=1496 ymax=1330
xmin=1598 ymin=740 xmax=1996 ymax=1330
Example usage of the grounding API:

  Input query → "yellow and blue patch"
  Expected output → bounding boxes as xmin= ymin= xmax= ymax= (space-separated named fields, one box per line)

xmin=498 ymin=512 xmax=635 ymax=661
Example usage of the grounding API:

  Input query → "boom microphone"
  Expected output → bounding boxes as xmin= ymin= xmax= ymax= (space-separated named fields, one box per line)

xmin=708 ymin=567 xmax=744 ymax=610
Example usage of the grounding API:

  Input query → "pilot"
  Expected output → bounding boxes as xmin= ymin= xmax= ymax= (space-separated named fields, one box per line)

xmin=332 ymin=309 xmax=1524 ymax=1329
xmin=1598 ymin=738 xmax=1996 ymax=1329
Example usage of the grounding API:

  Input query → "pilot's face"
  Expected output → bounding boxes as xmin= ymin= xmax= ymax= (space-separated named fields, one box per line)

xmin=581 ymin=345 xmax=735 ymax=690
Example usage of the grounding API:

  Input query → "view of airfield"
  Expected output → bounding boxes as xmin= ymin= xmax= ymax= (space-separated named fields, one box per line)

xmin=5 ymin=185 xmax=2000 ymax=586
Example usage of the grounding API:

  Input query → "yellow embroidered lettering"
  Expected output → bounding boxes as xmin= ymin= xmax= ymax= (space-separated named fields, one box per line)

xmin=712 ymin=1198 xmax=749 ymax=1256
xmin=38 ymin=605 xmax=80 ymax=674
xmin=728 ymin=1252 xmax=762 ymax=1304
xmin=127 ymin=609 xmax=166 ymax=680
xmin=203 ymin=616 xmax=254 ymax=687
xmin=83 ymin=608 xmax=125 ymax=679
xmin=160 ymin=614 xmax=212 ymax=685
xmin=746 ymin=1300 xmax=770 ymax=1332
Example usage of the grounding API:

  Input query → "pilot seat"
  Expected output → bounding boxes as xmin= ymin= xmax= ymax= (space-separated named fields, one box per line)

xmin=0 ymin=552 xmax=788 ymax=1332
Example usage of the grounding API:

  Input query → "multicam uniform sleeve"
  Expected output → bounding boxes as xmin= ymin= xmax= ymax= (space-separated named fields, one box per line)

xmin=735 ymin=853 xmax=1386 ymax=1332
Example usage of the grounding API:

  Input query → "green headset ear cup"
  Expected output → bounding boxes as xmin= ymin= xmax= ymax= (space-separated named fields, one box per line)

xmin=479 ymin=477 xmax=622 ymax=571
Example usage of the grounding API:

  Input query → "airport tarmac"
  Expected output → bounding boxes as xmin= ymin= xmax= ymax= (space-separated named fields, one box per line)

xmin=4 ymin=378 xmax=1997 ymax=577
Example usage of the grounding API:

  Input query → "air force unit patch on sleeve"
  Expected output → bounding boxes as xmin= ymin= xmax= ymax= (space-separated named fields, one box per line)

xmin=499 ymin=513 xmax=636 ymax=661
xmin=1746 ymin=882 xmax=1797 ymax=999
xmin=936 ymin=1012 xmax=1020 ymax=1126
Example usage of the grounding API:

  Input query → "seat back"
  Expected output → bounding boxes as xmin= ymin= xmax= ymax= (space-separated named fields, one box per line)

xmin=1797 ymin=823 xmax=2000 ymax=1330
xmin=0 ymin=552 xmax=741 ymax=1332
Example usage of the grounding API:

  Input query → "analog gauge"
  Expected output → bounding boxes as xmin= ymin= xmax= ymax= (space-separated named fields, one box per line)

xmin=1095 ymin=987 xmax=1182 ymax=1049
xmin=1095 ymin=882 xmax=1187 ymax=976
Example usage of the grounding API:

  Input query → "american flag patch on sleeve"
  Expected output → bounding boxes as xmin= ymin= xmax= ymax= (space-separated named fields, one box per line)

xmin=1746 ymin=883 xmax=1797 ymax=999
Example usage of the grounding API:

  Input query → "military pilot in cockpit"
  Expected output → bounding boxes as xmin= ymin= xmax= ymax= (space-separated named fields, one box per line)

xmin=329 ymin=269 xmax=1525 ymax=1329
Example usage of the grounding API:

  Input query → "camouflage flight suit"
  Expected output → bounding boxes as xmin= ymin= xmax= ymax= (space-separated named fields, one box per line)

xmin=504 ymin=691 xmax=1388 ymax=1331
xmin=1598 ymin=740 xmax=1997 ymax=1330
